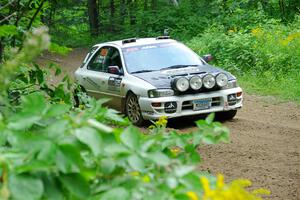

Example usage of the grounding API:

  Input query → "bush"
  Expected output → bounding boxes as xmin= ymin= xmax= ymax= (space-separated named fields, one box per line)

xmin=187 ymin=18 xmax=300 ymax=103
xmin=187 ymin=27 xmax=258 ymax=74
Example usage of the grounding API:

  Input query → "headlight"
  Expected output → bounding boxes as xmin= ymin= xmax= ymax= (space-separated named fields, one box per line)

xmin=189 ymin=76 xmax=202 ymax=90
xmin=203 ymin=74 xmax=216 ymax=89
xmin=148 ymin=89 xmax=174 ymax=98
xmin=174 ymin=77 xmax=189 ymax=92
xmin=222 ymin=80 xmax=237 ymax=89
xmin=216 ymin=73 xmax=228 ymax=87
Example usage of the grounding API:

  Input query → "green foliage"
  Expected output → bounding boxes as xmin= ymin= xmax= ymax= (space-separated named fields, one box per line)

xmin=187 ymin=18 xmax=300 ymax=103
xmin=48 ymin=0 xmax=300 ymax=47
xmin=239 ymin=72 xmax=300 ymax=103
xmin=49 ymin=43 xmax=72 ymax=56
xmin=0 ymin=27 xmax=50 ymax=101
xmin=0 ymin=25 xmax=17 ymax=37
xmin=0 ymin=0 xmax=49 ymax=58
xmin=188 ymin=28 xmax=258 ymax=74
xmin=0 ymin=88 xmax=230 ymax=199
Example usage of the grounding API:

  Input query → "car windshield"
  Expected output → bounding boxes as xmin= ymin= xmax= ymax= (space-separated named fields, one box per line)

xmin=122 ymin=42 xmax=205 ymax=73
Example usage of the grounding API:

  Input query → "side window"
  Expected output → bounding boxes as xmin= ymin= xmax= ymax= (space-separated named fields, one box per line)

xmin=87 ymin=47 xmax=109 ymax=71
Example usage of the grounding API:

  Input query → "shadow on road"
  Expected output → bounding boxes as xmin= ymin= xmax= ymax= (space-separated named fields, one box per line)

xmin=166 ymin=115 xmax=207 ymax=129
xmin=165 ymin=114 xmax=238 ymax=130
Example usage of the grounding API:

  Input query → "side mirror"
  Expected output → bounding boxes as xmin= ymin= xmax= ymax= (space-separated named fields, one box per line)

xmin=202 ymin=54 xmax=213 ymax=63
xmin=108 ymin=66 xmax=121 ymax=75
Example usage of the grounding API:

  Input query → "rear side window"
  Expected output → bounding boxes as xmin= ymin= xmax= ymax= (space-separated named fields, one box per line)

xmin=80 ymin=46 xmax=99 ymax=68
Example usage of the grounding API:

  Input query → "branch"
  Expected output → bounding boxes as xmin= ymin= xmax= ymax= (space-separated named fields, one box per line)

xmin=0 ymin=12 xmax=16 ymax=24
xmin=26 ymin=0 xmax=46 ymax=30
xmin=15 ymin=0 xmax=33 ymax=25
xmin=0 ymin=0 xmax=16 ymax=11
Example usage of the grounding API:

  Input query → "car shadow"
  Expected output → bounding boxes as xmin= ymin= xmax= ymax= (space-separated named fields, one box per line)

xmin=165 ymin=114 xmax=234 ymax=130
xmin=167 ymin=114 xmax=207 ymax=129
xmin=143 ymin=113 xmax=235 ymax=130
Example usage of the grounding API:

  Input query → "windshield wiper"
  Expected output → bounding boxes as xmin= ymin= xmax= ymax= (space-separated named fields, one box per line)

xmin=131 ymin=70 xmax=156 ymax=74
xmin=160 ymin=64 xmax=199 ymax=70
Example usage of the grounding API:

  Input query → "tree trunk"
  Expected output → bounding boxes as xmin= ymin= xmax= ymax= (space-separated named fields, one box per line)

xmin=12 ymin=0 xmax=21 ymax=47
xmin=144 ymin=0 xmax=148 ymax=10
xmin=151 ymin=0 xmax=157 ymax=10
xmin=119 ymin=0 xmax=126 ymax=29
xmin=279 ymin=0 xmax=286 ymax=21
xmin=127 ymin=0 xmax=136 ymax=25
xmin=88 ymin=0 xmax=99 ymax=36
xmin=44 ymin=0 xmax=56 ymax=27
xmin=110 ymin=0 xmax=115 ymax=32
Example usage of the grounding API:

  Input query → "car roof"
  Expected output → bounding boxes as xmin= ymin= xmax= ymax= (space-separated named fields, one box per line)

xmin=94 ymin=37 xmax=177 ymax=48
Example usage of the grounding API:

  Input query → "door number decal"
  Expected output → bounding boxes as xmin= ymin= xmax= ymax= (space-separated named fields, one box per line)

xmin=108 ymin=77 xmax=122 ymax=91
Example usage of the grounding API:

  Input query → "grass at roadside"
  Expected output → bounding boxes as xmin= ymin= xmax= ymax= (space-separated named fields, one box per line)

xmin=186 ymin=18 xmax=300 ymax=105
xmin=238 ymin=72 xmax=300 ymax=104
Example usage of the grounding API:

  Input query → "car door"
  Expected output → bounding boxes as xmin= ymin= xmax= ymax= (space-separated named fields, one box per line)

xmin=84 ymin=46 xmax=124 ymax=111
xmin=104 ymin=47 xmax=124 ymax=110
xmin=83 ymin=46 xmax=109 ymax=99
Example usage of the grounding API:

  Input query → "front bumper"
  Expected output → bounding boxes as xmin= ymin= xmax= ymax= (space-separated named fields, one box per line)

xmin=139 ymin=87 xmax=243 ymax=120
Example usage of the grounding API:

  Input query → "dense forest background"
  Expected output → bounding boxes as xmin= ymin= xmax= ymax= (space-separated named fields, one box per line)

xmin=1 ymin=1 xmax=300 ymax=47
xmin=46 ymin=0 xmax=300 ymax=46
xmin=1 ymin=0 xmax=300 ymax=101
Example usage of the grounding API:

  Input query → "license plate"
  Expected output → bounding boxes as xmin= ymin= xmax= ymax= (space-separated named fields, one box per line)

xmin=193 ymin=99 xmax=212 ymax=111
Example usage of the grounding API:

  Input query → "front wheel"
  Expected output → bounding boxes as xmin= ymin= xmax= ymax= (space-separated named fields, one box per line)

xmin=125 ymin=93 xmax=145 ymax=126
xmin=216 ymin=110 xmax=237 ymax=121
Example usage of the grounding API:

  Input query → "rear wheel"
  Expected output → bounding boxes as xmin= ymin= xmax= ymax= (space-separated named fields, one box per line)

xmin=216 ymin=110 xmax=237 ymax=121
xmin=125 ymin=93 xmax=145 ymax=126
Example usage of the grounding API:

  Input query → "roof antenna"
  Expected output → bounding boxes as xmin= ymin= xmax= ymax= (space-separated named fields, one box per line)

xmin=163 ymin=28 xmax=169 ymax=36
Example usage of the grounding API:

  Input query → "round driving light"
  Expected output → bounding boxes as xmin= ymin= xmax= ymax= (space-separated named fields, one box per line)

xmin=189 ymin=76 xmax=202 ymax=90
xmin=203 ymin=74 xmax=216 ymax=89
xmin=216 ymin=73 xmax=228 ymax=87
xmin=175 ymin=77 xmax=189 ymax=92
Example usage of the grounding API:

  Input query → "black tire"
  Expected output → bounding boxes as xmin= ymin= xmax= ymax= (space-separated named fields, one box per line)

xmin=216 ymin=110 xmax=237 ymax=121
xmin=125 ymin=93 xmax=145 ymax=126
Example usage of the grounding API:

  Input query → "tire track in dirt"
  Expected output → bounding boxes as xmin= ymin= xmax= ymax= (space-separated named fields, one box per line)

xmin=168 ymin=95 xmax=300 ymax=200
xmin=39 ymin=49 xmax=300 ymax=200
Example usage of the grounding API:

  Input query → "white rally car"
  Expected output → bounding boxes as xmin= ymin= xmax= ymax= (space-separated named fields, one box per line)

xmin=75 ymin=37 xmax=243 ymax=125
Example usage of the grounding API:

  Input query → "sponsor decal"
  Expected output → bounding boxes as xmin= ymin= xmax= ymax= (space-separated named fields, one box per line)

xmin=86 ymin=77 xmax=101 ymax=89
xmin=228 ymin=94 xmax=237 ymax=101
xmin=124 ymin=43 xmax=173 ymax=54
xmin=161 ymin=67 xmax=201 ymax=75
xmin=124 ymin=47 xmax=139 ymax=53
xmin=141 ymin=45 xmax=157 ymax=50
xmin=108 ymin=77 xmax=122 ymax=91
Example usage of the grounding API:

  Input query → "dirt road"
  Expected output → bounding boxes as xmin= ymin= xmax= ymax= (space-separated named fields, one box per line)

xmin=39 ymin=49 xmax=300 ymax=200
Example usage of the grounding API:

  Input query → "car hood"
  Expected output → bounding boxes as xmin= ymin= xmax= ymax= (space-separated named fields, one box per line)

xmin=132 ymin=65 xmax=235 ymax=89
